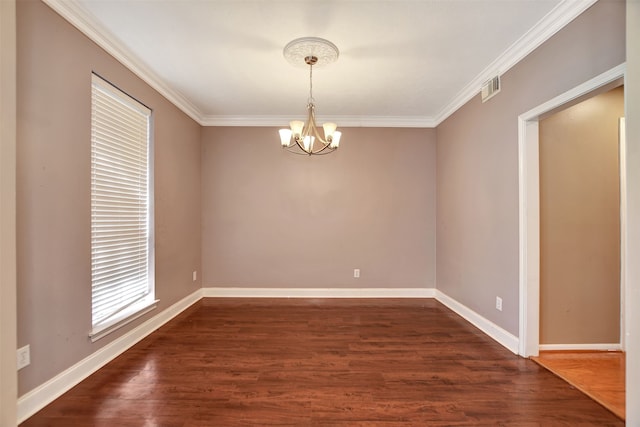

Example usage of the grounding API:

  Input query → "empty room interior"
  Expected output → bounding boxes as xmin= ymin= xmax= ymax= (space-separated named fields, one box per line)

xmin=2 ymin=0 xmax=640 ymax=425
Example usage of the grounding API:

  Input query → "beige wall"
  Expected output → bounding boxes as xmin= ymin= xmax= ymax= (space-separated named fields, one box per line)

xmin=1 ymin=0 xmax=17 ymax=424
xmin=625 ymin=1 xmax=640 ymax=424
xmin=201 ymin=127 xmax=436 ymax=289
xmin=16 ymin=0 xmax=201 ymax=395
xmin=436 ymin=0 xmax=625 ymax=336
xmin=539 ymin=86 xmax=623 ymax=344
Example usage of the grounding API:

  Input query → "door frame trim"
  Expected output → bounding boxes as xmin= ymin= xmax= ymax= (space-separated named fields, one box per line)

xmin=619 ymin=117 xmax=627 ymax=350
xmin=518 ymin=63 xmax=626 ymax=357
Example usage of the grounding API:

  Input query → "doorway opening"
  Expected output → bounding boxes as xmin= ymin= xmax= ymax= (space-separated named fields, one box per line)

xmin=518 ymin=63 xmax=626 ymax=356
xmin=518 ymin=63 xmax=626 ymax=419
xmin=538 ymin=85 xmax=623 ymax=347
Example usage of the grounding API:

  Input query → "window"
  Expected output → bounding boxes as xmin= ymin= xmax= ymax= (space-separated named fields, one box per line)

xmin=90 ymin=73 xmax=155 ymax=341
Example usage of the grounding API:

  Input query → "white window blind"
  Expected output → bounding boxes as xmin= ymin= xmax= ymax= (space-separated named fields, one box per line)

xmin=91 ymin=73 xmax=153 ymax=338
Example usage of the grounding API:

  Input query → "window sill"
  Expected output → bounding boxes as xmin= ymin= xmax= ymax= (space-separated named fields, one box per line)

xmin=89 ymin=299 xmax=159 ymax=343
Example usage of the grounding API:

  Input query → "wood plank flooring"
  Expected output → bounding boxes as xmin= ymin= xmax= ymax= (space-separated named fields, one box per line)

xmin=21 ymin=299 xmax=624 ymax=426
xmin=532 ymin=350 xmax=625 ymax=420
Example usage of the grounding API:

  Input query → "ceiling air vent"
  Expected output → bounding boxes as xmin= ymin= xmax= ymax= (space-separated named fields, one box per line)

xmin=481 ymin=75 xmax=501 ymax=103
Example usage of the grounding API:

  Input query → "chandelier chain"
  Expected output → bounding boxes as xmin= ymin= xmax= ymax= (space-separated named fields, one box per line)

xmin=308 ymin=63 xmax=315 ymax=105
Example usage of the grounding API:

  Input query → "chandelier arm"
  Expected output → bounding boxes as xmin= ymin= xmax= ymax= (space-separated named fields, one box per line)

xmin=303 ymin=108 xmax=316 ymax=142
xmin=293 ymin=136 xmax=310 ymax=153
xmin=282 ymin=143 xmax=334 ymax=155
xmin=307 ymin=103 xmax=329 ymax=144
xmin=310 ymin=124 xmax=328 ymax=148
xmin=283 ymin=145 xmax=311 ymax=155
xmin=311 ymin=144 xmax=336 ymax=155
xmin=313 ymin=148 xmax=337 ymax=155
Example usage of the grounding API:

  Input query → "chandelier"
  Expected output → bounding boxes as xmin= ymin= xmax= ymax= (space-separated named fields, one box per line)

xmin=279 ymin=37 xmax=341 ymax=155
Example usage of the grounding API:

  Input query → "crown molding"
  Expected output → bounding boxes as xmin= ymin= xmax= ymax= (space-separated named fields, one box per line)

xmin=200 ymin=115 xmax=438 ymax=128
xmin=42 ymin=0 xmax=205 ymax=124
xmin=433 ymin=0 xmax=598 ymax=126
xmin=43 ymin=0 xmax=594 ymax=129
xmin=327 ymin=116 xmax=438 ymax=128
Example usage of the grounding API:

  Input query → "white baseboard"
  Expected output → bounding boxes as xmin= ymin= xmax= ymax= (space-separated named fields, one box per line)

xmin=202 ymin=287 xmax=436 ymax=298
xmin=17 ymin=289 xmax=203 ymax=424
xmin=435 ymin=290 xmax=520 ymax=354
xmin=539 ymin=343 xmax=622 ymax=351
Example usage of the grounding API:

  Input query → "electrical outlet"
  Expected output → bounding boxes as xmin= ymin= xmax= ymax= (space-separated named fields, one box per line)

xmin=353 ymin=268 xmax=360 ymax=278
xmin=495 ymin=296 xmax=503 ymax=312
xmin=192 ymin=271 xmax=197 ymax=281
xmin=17 ymin=345 xmax=30 ymax=370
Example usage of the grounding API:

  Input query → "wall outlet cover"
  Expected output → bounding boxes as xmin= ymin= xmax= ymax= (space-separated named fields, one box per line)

xmin=17 ymin=345 xmax=30 ymax=370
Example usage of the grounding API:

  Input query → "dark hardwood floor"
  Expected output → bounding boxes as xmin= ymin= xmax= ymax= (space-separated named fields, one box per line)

xmin=22 ymin=298 xmax=623 ymax=426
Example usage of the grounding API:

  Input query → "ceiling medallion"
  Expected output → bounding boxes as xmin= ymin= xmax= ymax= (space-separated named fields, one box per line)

xmin=283 ymin=37 xmax=339 ymax=68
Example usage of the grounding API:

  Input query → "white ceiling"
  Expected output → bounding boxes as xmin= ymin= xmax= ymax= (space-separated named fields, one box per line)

xmin=45 ymin=0 xmax=595 ymax=127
